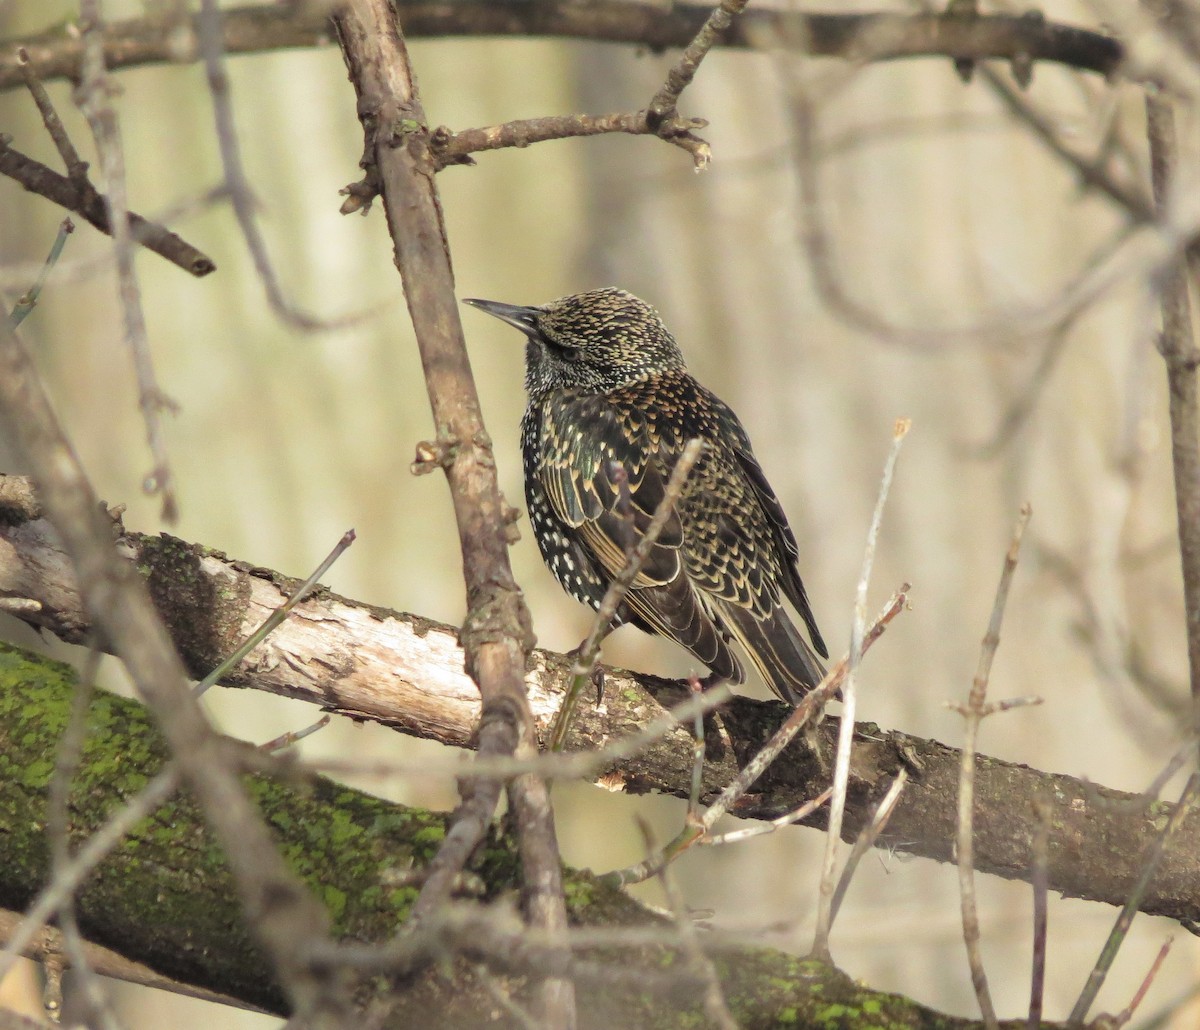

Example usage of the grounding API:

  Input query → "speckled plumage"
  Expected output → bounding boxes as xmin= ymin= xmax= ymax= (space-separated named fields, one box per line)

xmin=464 ymin=287 xmax=828 ymax=704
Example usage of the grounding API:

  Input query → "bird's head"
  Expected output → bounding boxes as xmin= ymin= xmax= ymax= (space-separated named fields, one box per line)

xmin=463 ymin=287 xmax=687 ymax=396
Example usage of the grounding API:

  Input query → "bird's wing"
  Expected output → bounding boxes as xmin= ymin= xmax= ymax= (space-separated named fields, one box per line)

xmin=538 ymin=391 xmax=682 ymax=586
xmin=537 ymin=391 xmax=743 ymax=682
xmin=729 ymin=444 xmax=828 ymax=658
xmin=695 ymin=388 xmax=829 ymax=660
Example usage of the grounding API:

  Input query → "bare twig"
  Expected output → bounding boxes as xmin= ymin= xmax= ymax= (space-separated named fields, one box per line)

xmin=6 ymin=218 xmax=73 ymax=329
xmin=640 ymin=819 xmax=738 ymax=1030
xmin=951 ymin=504 xmax=1034 ymax=1029
xmin=0 ymin=137 xmax=214 ymax=275
xmin=981 ymin=66 xmax=1154 ymax=220
xmin=1114 ymin=938 xmax=1173 ymax=1027
xmin=196 ymin=0 xmax=351 ymax=331
xmin=1069 ymin=771 xmax=1200 ymax=1023
xmin=828 ymin=769 xmax=908 ymax=925
xmin=506 ymin=765 xmax=576 ymax=1028
xmin=193 ymin=528 xmax=357 ymax=697
xmin=258 ymin=714 xmax=332 ymax=754
xmin=647 ymin=0 xmax=750 ymax=134
xmin=1027 ymin=801 xmax=1051 ymax=1030
xmin=703 ymin=788 xmax=833 ymax=846
xmin=1145 ymin=93 xmax=1200 ymax=735
xmin=549 ymin=438 xmax=704 ymax=752
xmin=431 ymin=112 xmax=711 ymax=172
xmin=687 ymin=676 xmax=706 ymax=821
xmin=45 ymin=649 xmax=123 ymax=1030
xmin=15 ymin=48 xmax=86 ymax=182
xmin=74 ymin=0 xmax=179 ymax=522
xmin=812 ymin=418 xmax=909 ymax=960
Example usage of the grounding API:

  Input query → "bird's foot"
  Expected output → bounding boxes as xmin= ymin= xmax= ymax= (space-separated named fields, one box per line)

xmin=567 ymin=636 xmax=606 ymax=704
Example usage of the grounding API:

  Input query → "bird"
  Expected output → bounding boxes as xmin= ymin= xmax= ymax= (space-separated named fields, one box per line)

xmin=463 ymin=287 xmax=828 ymax=705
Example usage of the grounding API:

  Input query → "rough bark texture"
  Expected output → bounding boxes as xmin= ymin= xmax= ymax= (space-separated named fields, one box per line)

xmin=0 ymin=642 xmax=1073 ymax=1028
xmin=1 ymin=489 xmax=1199 ymax=926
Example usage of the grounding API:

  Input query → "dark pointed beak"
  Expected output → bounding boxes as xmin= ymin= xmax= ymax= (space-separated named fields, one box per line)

xmin=462 ymin=297 xmax=540 ymax=339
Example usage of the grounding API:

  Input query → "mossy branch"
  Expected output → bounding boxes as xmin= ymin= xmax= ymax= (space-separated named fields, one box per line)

xmin=0 ymin=642 xmax=1055 ymax=1028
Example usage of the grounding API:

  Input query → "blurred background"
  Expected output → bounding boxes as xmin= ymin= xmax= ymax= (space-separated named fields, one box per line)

xmin=1 ymin=0 xmax=1197 ymax=1024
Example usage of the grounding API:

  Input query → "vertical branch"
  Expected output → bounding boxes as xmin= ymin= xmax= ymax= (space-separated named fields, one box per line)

xmin=811 ymin=418 xmax=909 ymax=960
xmin=952 ymin=504 xmax=1035 ymax=1030
xmin=75 ymin=0 xmax=179 ymax=522
xmin=1145 ymin=93 xmax=1200 ymax=738
xmin=331 ymin=2 xmax=572 ymax=1025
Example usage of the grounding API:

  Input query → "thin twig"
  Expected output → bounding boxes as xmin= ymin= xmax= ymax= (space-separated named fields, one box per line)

xmin=0 ymin=138 xmax=215 ymax=275
xmin=687 ymin=676 xmax=706 ymax=823
xmin=1027 ymin=800 xmax=1051 ymax=1030
xmin=647 ymin=0 xmax=750 ymax=131
xmin=193 ymin=529 xmax=357 ymax=697
xmin=1145 ymin=92 xmax=1200 ymax=737
xmin=431 ymin=112 xmax=711 ymax=172
xmin=549 ymin=438 xmax=704 ymax=751
xmin=45 ymin=649 xmax=124 ymax=1030
xmin=828 ymin=769 xmax=908 ymax=925
xmin=75 ymin=0 xmax=179 ymax=522
xmin=6 ymin=218 xmax=73 ymax=329
xmin=16 ymin=48 xmax=86 ymax=182
xmin=981 ymin=66 xmax=1154 ymax=220
xmin=258 ymin=715 xmax=332 ymax=754
xmin=196 ymin=0 xmax=351 ymax=331
xmin=1069 ymin=771 xmax=1200 ymax=1023
xmin=702 ymin=788 xmax=832 ymax=846
xmin=506 ymin=766 xmax=576 ymax=1028
xmin=812 ymin=418 xmax=909 ymax=960
xmin=1114 ymin=937 xmax=1173 ymax=1027
xmin=698 ymin=589 xmax=907 ymax=837
xmin=951 ymin=503 xmax=1033 ymax=1029
xmin=639 ymin=819 xmax=738 ymax=1030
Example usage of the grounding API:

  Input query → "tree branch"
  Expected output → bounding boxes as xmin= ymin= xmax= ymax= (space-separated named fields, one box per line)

xmin=0 ymin=647 xmax=1088 ymax=1028
xmin=0 ymin=323 xmax=353 ymax=1024
xmin=0 ymin=136 xmax=215 ymax=277
xmin=331 ymin=2 xmax=570 ymax=1023
xmin=1 ymin=478 xmax=1198 ymax=926
xmin=0 ymin=4 xmax=1123 ymax=95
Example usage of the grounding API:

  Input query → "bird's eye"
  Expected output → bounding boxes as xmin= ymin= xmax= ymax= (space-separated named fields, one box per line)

xmin=547 ymin=339 xmax=580 ymax=362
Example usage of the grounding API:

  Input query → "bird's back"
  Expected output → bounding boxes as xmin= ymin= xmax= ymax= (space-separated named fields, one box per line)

xmin=525 ymin=367 xmax=828 ymax=700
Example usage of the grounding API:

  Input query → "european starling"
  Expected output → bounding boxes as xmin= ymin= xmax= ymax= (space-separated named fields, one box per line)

xmin=463 ymin=287 xmax=829 ymax=704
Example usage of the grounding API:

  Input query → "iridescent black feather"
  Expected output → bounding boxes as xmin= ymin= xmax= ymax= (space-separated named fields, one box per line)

xmin=464 ymin=287 xmax=828 ymax=704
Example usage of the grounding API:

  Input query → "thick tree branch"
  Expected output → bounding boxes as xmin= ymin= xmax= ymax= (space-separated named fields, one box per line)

xmin=0 ymin=647 xmax=1084 ymax=1028
xmin=1 ymin=481 xmax=1198 ymax=926
xmin=0 ymin=4 xmax=1123 ymax=95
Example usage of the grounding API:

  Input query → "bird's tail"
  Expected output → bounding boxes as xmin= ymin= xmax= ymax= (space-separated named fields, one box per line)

xmin=719 ymin=602 xmax=826 ymax=706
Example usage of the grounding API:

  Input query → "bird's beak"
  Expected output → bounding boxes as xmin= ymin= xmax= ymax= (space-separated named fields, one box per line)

xmin=462 ymin=297 xmax=540 ymax=339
